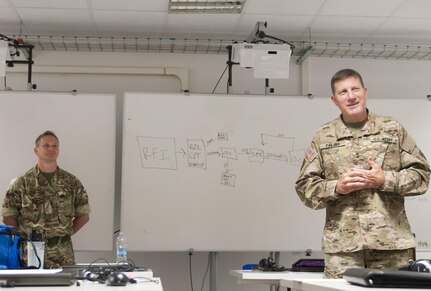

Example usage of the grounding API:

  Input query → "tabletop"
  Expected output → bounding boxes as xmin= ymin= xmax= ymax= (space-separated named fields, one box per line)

xmin=230 ymin=269 xmax=323 ymax=285
xmin=0 ymin=269 xmax=162 ymax=291
xmin=0 ymin=277 xmax=163 ymax=291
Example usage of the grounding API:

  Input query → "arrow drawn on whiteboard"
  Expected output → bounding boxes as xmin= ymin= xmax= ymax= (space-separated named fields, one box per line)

xmin=175 ymin=148 xmax=186 ymax=157
xmin=224 ymin=159 xmax=233 ymax=173
xmin=260 ymin=133 xmax=290 ymax=145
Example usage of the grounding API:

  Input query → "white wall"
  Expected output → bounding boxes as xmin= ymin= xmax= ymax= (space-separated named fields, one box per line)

xmin=5 ymin=51 xmax=431 ymax=291
xmin=305 ymin=57 xmax=431 ymax=99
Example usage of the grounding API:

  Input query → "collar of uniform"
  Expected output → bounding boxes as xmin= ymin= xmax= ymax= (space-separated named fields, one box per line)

xmin=360 ymin=112 xmax=380 ymax=136
xmin=334 ymin=109 xmax=380 ymax=139
xmin=33 ymin=164 xmax=62 ymax=181
xmin=334 ymin=116 xmax=354 ymax=140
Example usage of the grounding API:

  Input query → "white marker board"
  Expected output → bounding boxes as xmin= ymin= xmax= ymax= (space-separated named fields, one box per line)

xmin=0 ymin=91 xmax=116 ymax=251
xmin=121 ymin=93 xmax=431 ymax=251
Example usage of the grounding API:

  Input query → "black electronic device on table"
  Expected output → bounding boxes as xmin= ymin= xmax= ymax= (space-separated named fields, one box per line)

xmin=107 ymin=272 xmax=129 ymax=286
xmin=253 ymin=257 xmax=288 ymax=272
xmin=291 ymin=259 xmax=324 ymax=272
xmin=343 ymin=267 xmax=431 ymax=288
xmin=61 ymin=262 xmax=147 ymax=278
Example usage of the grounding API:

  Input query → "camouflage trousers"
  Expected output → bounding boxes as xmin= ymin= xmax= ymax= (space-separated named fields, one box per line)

xmin=24 ymin=235 xmax=75 ymax=268
xmin=324 ymin=248 xmax=414 ymax=278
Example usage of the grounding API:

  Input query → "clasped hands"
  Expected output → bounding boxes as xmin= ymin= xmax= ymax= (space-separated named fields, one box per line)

xmin=335 ymin=157 xmax=385 ymax=195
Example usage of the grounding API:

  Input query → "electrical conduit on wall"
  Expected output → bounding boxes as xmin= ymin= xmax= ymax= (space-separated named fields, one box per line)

xmin=7 ymin=65 xmax=189 ymax=92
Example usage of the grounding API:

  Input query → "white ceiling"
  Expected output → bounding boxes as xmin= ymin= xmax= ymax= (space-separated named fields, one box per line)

xmin=2 ymin=0 xmax=431 ymax=60
xmin=2 ymin=0 xmax=431 ymax=44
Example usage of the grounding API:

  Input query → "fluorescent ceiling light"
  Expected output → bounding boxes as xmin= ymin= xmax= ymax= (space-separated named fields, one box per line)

xmin=169 ymin=0 xmax=246 ymax=13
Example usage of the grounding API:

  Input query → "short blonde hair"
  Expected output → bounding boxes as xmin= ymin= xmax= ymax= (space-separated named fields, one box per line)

xmin=35 ymin=130 xmax=58 ymax=147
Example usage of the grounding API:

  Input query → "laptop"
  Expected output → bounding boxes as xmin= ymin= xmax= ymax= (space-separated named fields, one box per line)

xmin=343 ymin=268 xmax=431 ymax=288
xmin=0 ymin=272 xmax=73 ymax=287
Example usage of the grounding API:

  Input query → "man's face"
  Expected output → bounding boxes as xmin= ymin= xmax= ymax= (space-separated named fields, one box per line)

xmin=331 ymin=76 xmax=368 ymax=123
xmin=34 ymin=135 xmax=59 ymax=162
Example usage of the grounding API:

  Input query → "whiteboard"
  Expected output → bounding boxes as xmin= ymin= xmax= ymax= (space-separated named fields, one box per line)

xmin=121 ymin=93 xmax=431 ymax=251
xmin=0 ymin=91 xmax=116 ymax=251
xmin=368 ymin=99 xmax=431 ymax=252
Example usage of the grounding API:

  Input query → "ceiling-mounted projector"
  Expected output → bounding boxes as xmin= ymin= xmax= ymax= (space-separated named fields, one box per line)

xmin=231 ymin=42 xmax=292 ymax=79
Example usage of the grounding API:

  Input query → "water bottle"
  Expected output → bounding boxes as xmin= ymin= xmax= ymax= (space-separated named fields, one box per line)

xmin=116 ymin=231 xmax=127 ymax=263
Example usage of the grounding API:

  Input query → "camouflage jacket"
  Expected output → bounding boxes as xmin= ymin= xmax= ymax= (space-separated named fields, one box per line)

xmin=295 ymin=112 xmax=430 ymax=253
xmin=2 ymin=165 xmax=91 ymax=239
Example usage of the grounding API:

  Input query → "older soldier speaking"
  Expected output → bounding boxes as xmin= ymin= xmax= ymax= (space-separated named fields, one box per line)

xmin=295 ymin=69 xmax=430 ymax=278
xmin=2 ymin=130 xmax=90 ymax=268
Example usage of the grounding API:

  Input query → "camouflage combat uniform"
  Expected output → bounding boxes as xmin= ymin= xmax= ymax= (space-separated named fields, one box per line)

xmin=2 ymin=165 xmax=91 ymax=268
xmin=295 ymin=112 xmax=430 ymax=277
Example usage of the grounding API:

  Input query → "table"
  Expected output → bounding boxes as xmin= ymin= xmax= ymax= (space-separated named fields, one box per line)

xmin=0 ymin=271 xmax=162 ymax=291
xmin=230 ymin=270 xmax=323 ymax=285
xmin=0 ymin=278 xmax=162 ymax=291
xmin=280 ymin=278 xmax=342 ymax=291
xmin=280 ymin=278 xmax=431 ymax=291
xmin=74 ymin=277 xmax=163 ymax=291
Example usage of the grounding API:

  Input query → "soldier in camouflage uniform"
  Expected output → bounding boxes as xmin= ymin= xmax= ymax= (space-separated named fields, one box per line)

xmin=295 ymin=69 xmax=430 ymax=278
xmin=2 ymin=130 xmax=90 ymax=268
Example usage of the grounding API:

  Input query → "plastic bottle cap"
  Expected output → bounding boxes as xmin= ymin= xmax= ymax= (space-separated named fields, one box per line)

xmin=30 ymin=230 xmax=44 ymax=241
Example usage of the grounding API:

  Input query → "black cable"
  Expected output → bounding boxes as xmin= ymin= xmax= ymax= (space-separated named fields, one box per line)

xmin=27 ymin=240 xmax=42 ymax=269
xmin=16 ymin=235 xmax=42 ymax=269
xmin=0 ymin=34 xmax=18 ymax=46
xmin=87 ymin=258 xmax=113 ymax=281
xmin=188 ymin=251 xmax=194 ymax=291
xmin=212 ymin=65 xmax=228 ymax=93
xmin=254 ymin=31 xmax=295 ymax=54
xmin=85 ymin=257 xmax=137 ymax=275
xmin=115 ymin=259 xmax=136 ymax=272
xmin=88 ymin=257 xmax=112 ymax=269
xmin=200 ymin=253 xmax=211 ymax=291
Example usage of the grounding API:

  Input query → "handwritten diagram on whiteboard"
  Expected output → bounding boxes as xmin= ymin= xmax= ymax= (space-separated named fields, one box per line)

xmin=136 ymin=134 xmax=304 ymax=188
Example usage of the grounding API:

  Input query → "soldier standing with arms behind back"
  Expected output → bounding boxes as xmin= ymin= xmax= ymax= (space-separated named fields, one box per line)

xmin=295 ymin=69 xmax=430 ymax=278
xmin=2 ymin=130 xmax=91 ymax=268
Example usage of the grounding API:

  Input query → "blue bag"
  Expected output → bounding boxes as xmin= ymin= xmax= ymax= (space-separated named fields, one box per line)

xmin=0 ymin=224 xmax=21 ymax=269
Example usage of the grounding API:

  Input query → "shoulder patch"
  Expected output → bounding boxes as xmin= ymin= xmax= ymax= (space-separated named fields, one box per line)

xmin=5 ymin=191 xmax=14 ymax=199
xmin=401 ymin=134 xmax=416 ymax=153
xmin=304 ymin=145 xmax=317 ymax=162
